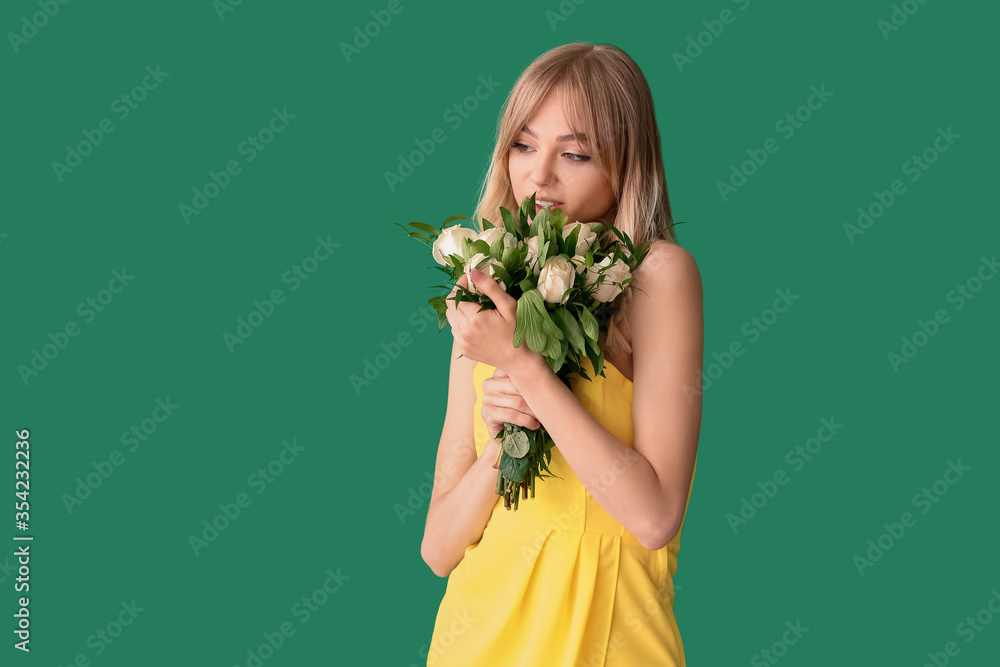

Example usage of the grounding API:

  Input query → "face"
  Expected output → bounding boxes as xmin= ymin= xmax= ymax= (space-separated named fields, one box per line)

xmin=508 ymin=87 xmax=615 ymax=225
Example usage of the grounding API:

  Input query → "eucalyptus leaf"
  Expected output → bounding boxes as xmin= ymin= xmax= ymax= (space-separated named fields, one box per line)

xmin=500 ymin=451 xmax=531 ymax=483
xmin=502 ymin=430 xmax=530 ymax=458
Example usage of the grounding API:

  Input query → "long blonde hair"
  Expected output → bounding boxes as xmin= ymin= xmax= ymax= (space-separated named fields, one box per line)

xmin=473 ymin=42 xmax=678 ymax=357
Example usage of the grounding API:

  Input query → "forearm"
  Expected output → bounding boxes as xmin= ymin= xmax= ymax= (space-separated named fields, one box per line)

xmin=422 ymin=437 xmax=502 ymax=577
xmin=506 ymin=354 xmax=670 ymax=550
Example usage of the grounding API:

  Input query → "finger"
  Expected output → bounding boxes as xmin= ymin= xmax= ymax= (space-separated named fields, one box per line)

xmin=452 ymin=273 xmax=476 ymax=313
xmin=482 ymin=392 xmax=540 ymax=427
xmin=468 ymin=268 xmax=512 ymax=316
xmin=483 ymin=376 xmax=518 ymax=395
xmin=455 ymin=273 xmax=470 ymax=301
xmin=483 ymin=410 xmax=526 ymax=435
xmin=492 ymin=407 xmax=541 ymax=430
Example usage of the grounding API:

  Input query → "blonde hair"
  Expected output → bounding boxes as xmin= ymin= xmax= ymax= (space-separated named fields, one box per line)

xmin=472 ymin=42 xmax=678 ymax=357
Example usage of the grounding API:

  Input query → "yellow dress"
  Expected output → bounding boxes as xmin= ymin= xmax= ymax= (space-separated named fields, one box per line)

xmin=427 ymin=356 xmax=698 ymax=666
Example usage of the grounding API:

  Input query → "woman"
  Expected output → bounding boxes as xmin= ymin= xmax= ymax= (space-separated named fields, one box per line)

xmin=421 ymin=42 xmax=702 ymax=666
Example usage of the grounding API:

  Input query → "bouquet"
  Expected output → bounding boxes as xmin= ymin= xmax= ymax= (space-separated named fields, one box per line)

xmin=397 ymin=193 xmax=650 ymax=510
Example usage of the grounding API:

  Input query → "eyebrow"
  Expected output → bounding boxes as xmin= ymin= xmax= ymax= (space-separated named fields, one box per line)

xmin=521 ymin=125 xmax=587 ymax=142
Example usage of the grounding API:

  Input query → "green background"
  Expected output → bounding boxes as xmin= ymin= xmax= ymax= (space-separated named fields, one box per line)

xmin=3 ymin=0 xmax=998 ymax=664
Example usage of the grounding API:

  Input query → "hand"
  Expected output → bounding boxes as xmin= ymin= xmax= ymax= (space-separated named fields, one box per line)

xmin=446 ymin=269 xmax=542 ymax=371
xmin=481 ymin=368 xmax=541 ymax=440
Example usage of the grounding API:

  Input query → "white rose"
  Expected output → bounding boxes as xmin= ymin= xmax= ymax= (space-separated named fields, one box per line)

xmin=584 ymin=256 xmax=632 ymax=302
xmin=476 ymin=226 xmax=519 ymax=251
xmin=562 ymin=221 xmax=598 ymax=256
xmin=465 ymin=252 xmax=506 ymax=295
xmin=432 ymin=225 xmax=477 ymax=266
xmin=569 ymin=254 xmax=588 ymax=274
xmin=525 ymin=236 xmax=541 ymax=276
xmin=537 ymin=255 xmax=576 ymax=305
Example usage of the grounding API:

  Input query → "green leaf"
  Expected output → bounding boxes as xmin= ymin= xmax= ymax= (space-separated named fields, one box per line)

xmin=551 ymin=336 xmax=569 ymax=371
xmin=489 ymin=236 xmax=505 ymax=259
xmin=471 ymin=239 xmax=491 ymax=256
xmin=492 ymin=264 xmax=513 ymax=287
xmin=501 ymin=207 xmax=519 ymax=236
xmin=536 ymin=240 xmax=549 ymax=271
xmin=607 ymin=224 xmax=635 ymax=257
xmin=578 ymin=305 xmax=599 ymax=342
xmin=408 ymin=221 xmax=440 ymax=236
xmin=501 ymin=245 xmax=520 ymax=271
xmin=500 ymin=450 xmax=531 ymax=483
xmin=408 ymin=230 xmax=431 ymax=241
xmin=429 ymin=295 xmax=447 ymax=314
xmin=553 ymin=307 xmax=585 ymax=353
xmin=550 ymin=208 xmax=568 ymax=233
xmin=461 ymin=236 xmax=476 ymax=260
xmin=563 ymin=223 xmax=580 ymax=257
xmin=515 ymin=289 xmax=549 ymax=355
xmin=442 ymin=214 xmax=472 ymax=226
xmin=502 ymin=430 xmax=530 ymax=458
xmin=533 ymin=207 xmax=550 ymax=229
xmin=515 ymin=290 xmax=565 ymax=363
xmin=584 ymin=334 xmax=605 ymax=377
xmin=519 ymin=194 xmax=537 ymax=227
xmin=513 ymin=303 xmax=528 ymax=348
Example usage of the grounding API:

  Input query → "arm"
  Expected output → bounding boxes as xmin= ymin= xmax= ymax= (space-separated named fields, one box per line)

xmin=505 ymin=242 xmax=703 ymax=550
xmin=420 ymin=336 xmax=502 ymax=578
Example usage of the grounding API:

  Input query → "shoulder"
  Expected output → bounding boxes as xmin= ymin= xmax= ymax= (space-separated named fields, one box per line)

xmin=633 ymin=240 xmax=702 ymax=296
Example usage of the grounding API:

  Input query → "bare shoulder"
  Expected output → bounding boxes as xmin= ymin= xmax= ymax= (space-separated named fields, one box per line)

xmin=633 ymin=240 xmax=702 ymax=295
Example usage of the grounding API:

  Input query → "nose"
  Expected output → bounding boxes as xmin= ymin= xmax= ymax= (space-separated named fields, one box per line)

xmin=529 ymin=151 xmax=557 ymax=187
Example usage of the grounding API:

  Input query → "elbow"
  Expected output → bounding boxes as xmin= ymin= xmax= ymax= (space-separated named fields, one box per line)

xmin=421 ymin=540 xmax=456 ymax=579
xmin=640 ymin=512 xmax=681 ymax=552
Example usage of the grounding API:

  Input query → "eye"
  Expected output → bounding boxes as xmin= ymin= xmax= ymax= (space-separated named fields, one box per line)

xmin=510 ymin=141 xmax=591 ymax=163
